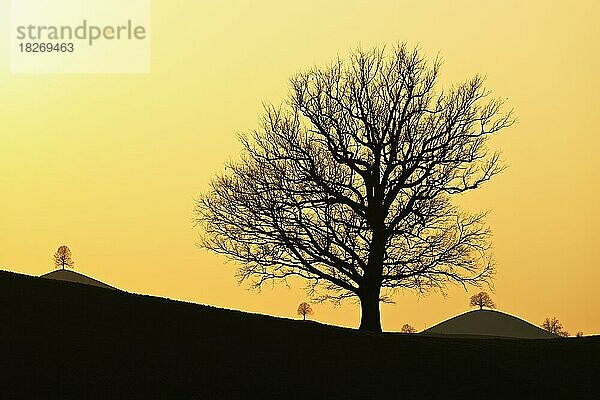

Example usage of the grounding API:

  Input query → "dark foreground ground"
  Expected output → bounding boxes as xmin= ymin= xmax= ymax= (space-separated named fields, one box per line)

xmin=2 ymin=271 xmax=598 ymax=399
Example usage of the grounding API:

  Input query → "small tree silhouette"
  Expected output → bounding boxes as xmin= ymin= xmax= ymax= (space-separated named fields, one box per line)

xmin=297 ymin=302 xmax=313 ymax=321
xmin=54 ymin=245 xmax=74 ymax=270
xmin=576 ymin=331 xmax=584 ymax=338
xmin=400 ymin=324 xmax=417 ymax=333
xmin=469 ymin=292 xmax=496 ymax=310
xmin=542 ymin=317 xmax=569 ymax=337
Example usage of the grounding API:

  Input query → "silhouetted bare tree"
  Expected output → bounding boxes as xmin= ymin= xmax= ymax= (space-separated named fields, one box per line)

xmin=542 ymin=317 xmax=569 ymax=337
xmin=54 ymin=245 xmax=74 ymax=270
xmin=400 ymin=324 xmax=417 ymax=333
xmin=195 ymin=44 xmax=513 ymax=332
xmin=297 ymin=302 xmax=313 ymax=321
xmin=576 ymin=331 xmax=584 ymax=338
xmin=469 ymin=291 xmax=496 ymax=310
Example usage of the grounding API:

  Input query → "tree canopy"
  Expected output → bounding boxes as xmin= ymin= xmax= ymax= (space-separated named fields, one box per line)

xmin=297 ymin=302 xmax=314 ymax=321
xmin=542 ymin=317 xmax=569 ymax=337
xmin=54 ymin=245 xmax=74 ymax=270
xmin=469 ymin=291 xmax=496 ymax=310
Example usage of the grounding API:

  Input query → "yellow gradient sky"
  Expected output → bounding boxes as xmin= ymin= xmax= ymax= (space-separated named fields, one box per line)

xmin=1 ymin=0 xmax=599 ymax=333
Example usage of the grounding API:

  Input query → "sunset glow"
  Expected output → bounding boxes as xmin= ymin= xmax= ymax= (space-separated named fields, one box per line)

xmin=1 ymin=0 xmax=598 ymax=334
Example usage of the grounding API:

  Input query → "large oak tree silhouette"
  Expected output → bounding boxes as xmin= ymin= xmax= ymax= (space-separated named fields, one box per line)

xmin=195 ymin=44 xmax=513 ymax=332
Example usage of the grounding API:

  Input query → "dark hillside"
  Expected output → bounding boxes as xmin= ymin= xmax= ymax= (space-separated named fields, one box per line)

xmin=2 ymin=270 xmax=598 ymax=399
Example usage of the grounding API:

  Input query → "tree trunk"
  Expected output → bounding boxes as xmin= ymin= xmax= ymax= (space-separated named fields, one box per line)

xmin=360 ymin=224 xmax=386 ymax=333
xmin=359 ymin=288 xmax=382 ymax=333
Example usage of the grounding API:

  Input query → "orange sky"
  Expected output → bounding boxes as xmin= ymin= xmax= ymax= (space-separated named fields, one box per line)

xmin=1 ymin=0 xmax=599 ymax=334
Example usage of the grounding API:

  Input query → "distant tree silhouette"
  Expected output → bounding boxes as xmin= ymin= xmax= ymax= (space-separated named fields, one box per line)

xmin=576 ymin=331 xmax=584 ymax=338
xmin=542 ymin=317 xmax=569 ymax=337
xmin=195 ymin=43 xmax=514 ymax=332
xmin=297 ymin=302 xmax=313 ymax=321
xmin=400 ymin=324 xmax=417 ymax=333
xmin=54 ymin=245 xmax=74 ymax=270
xmin=469 ymin=292 xmax=496 ymax=310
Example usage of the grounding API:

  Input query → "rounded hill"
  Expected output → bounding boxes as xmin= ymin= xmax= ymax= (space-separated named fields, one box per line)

xmin=423 ymin=309 xmax=557 ymax=339
xmin=41 ymin=269 xmax=115 ymax=290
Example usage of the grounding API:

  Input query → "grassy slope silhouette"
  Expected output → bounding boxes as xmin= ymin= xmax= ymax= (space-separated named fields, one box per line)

xmin=2 ymin=270 xmax=598 ymax=399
